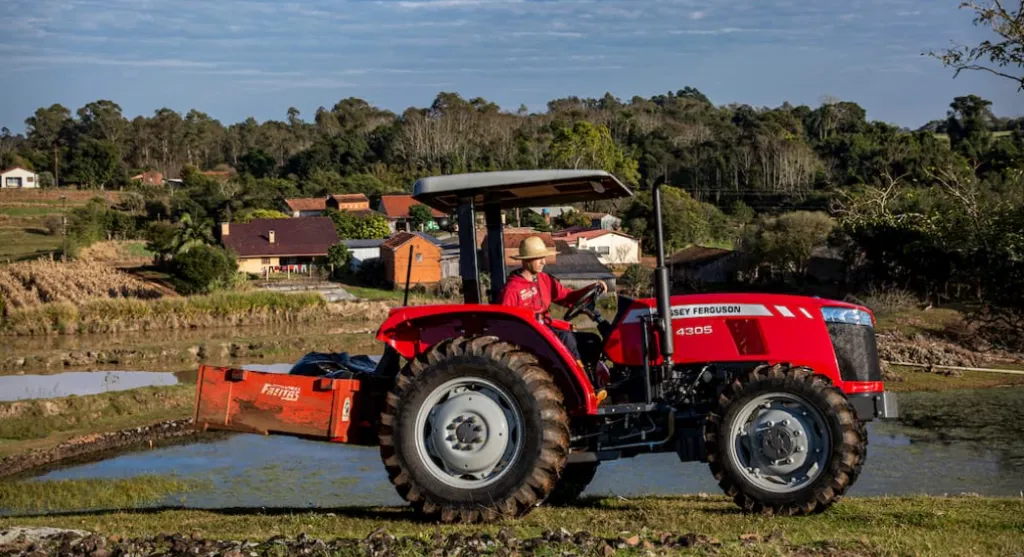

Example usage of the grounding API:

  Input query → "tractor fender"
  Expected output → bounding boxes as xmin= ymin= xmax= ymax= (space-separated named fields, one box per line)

xmin=375 ymin=304 xmax=598 ymax=415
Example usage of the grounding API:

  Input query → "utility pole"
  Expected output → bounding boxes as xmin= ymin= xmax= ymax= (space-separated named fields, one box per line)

xmin=60 ymin=194 xmax=67 ymax=261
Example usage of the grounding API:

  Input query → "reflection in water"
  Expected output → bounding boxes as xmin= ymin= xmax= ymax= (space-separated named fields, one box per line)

xmin=0 ymin=371 xmax=179 ymax=401
xmin=15 ymin=419 xmax=1024 ymax=515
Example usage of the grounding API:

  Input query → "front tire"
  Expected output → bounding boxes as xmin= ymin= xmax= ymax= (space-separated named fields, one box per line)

xmin=704 ymin=364 xmax=866 ymax=515
xmin=543 ymin=462 xmax=599 ymax=506
xmin=379 ymin=336 xmax=570 ymax=523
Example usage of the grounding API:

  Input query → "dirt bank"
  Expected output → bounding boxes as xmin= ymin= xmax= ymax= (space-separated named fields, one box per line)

xmin=0 ymin=419 xmax=199 ymax=480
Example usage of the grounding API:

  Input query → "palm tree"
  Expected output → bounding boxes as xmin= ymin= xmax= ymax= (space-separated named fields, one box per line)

xmin=171 ymin=213 xmax=214 ymax=255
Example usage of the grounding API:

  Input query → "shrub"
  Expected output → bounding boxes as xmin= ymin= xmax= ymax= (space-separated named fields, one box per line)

xmin=621 ymin=264 xmax=653 ymax=297
xmin=326 ymin=244 xmax=352 ymax=279
xmin=436 ymin=277 xmax=462 ymax=299
xmin=43 ymin=215 xmax=63 ymax=236
xmin=857 ymin=285 xmax=919 ymax=317
xmin=170 ymin=245 xmax=238 ymax=295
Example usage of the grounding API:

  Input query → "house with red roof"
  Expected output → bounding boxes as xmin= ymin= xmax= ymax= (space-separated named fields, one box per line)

xmin=552 ymin=227 xmax=640 ymax=265
xmin=377 ymin=194 xmax=448 ymax=233
xmin=219 ymin=217 xmax=339 ymax=275
xmin=284 ymin=193 xmax=376 ymax=217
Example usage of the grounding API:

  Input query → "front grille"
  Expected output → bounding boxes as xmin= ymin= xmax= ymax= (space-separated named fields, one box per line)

xmin=827 ymin=323 xmax=882 ymax=382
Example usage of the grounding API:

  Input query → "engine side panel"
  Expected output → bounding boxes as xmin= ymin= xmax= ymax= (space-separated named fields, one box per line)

xmin=376 ymin=305 xmax=598 ymax=415
xmin=604 ymin=293 xmax=882 ymax=394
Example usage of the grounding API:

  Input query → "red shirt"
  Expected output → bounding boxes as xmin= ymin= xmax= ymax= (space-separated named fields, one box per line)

xmin=500 ymin=270 xmax=587 ymax=323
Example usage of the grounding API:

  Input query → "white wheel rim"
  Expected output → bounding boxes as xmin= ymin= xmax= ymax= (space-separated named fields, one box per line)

xmin=413 ymin=377 xmax=525 ymax=489
xmin=725 ymin=392 xmax=832 ymax=494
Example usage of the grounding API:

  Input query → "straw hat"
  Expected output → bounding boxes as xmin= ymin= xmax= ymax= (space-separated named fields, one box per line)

xmin=510 ymin=236 xmax=556 ymax=260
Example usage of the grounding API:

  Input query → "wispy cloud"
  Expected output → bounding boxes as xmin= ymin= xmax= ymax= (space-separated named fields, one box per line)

xmin=688 ymin=10 xmax=707 ymax=20
xmin=7 ymin=54 xmax=219 ymax=69
xmin=391 ymin=0 xmax=522 ymax=9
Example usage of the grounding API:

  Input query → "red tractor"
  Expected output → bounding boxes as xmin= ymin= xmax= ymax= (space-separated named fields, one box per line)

xmin=194 ymin=170 xmax=897 ymax=523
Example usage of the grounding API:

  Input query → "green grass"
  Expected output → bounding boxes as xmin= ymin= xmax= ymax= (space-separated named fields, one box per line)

xmin=341 ymin=284 xmax=444 ymax=303
xmin=875 ymin=307 xmax=963 ymax=337
xmin=0 ymin=206 xmax=62 ymax=217
xmin=0 ymin=385 xmax=195 ymax=458
xmin=0 ymin=495 xmax=1020 ymax=555
xmin=886 ymin=366 xmax=1024 ymax=392
xmin=0 ymin=226 xmax=61 ymax=261
xmin=0 ymin=475 xmax=209 ymax=514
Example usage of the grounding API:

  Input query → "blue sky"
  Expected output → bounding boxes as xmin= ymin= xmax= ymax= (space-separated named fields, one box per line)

xmin=1 ymin=0 xmax=1021 ymax=133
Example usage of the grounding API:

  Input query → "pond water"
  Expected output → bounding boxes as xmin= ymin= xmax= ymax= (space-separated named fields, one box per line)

xmin=10 ymin=388 xmax=1024 ymax=514
xmin=0 ymin=371 xmax=180 ymax=401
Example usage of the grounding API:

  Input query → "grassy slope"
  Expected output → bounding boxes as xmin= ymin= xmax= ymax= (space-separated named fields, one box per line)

xmin=0 ymin=385 xmax=194 ymax=458
xmin=0 ymin=496 xmax=1021 ymax=555
xmin=0 ymin=476 xmax=208 ymax=514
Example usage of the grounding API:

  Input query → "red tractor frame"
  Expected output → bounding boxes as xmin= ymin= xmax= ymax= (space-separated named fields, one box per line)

xmin=194 ymin=170 xmax=897 ymax=523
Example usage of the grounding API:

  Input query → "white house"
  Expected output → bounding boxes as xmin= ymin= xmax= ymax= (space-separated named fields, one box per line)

xmin=553 ymin=228 xmax=640 ymax=265
xmin=341 ymin=239 xmax=384 ymax=271
xmin=0 ymin=166 xmax=39 ymax=189
xmin=584 ymin=212 xmax=622 ymax=230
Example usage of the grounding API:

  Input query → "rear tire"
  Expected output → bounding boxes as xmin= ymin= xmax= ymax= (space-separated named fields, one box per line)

xmin=379 ymin=336 xmax=570 ymax=523
xmin=543 ymin=462 xmax=599 ymax=505
xmin=704 ymin=363 xmax=866 ymax=516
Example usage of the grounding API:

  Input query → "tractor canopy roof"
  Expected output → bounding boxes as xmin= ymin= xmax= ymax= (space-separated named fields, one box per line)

xmin=412 ymin=170 xmax=632 ymax=213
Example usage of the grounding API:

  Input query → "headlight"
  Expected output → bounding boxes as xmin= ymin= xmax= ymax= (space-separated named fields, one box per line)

xmin=821 ymin=307 xmax=873 ymax=327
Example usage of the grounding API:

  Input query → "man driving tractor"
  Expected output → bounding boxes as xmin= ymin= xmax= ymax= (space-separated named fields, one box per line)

xmin=500 ymin=235 xmax=609 ymax=402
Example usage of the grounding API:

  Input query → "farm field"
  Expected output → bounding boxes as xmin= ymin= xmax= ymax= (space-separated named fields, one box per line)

xmin=0 ymin=189 xmax=122 ymax=262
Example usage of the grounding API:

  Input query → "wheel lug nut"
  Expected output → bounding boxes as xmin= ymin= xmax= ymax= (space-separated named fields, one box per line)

xmin=446 ymin=435 xmax=455 ymax=442
xmin=795 ymin=446 xmax=803 ymax=453
xmin=793 ymin=431 xmax=801 ymax=437
xmin=785 ymin=458 xmax=793 ymax=464
xmin=781 ymin=420 xmax=789 ymax=426
xmin=765 ymin=421 xmax=774 ymax=427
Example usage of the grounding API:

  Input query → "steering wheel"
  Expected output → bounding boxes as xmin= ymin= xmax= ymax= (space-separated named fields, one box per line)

xmin=563 ymin=283 xmax=604 ymax=322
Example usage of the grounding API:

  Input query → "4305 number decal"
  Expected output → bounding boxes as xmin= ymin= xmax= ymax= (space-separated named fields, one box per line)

xmin=676 ymin=325 xmax=713 ymax=336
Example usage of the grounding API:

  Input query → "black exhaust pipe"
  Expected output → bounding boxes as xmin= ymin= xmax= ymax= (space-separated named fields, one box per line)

xmin=651 ymin=182 xmax=674 ymax=365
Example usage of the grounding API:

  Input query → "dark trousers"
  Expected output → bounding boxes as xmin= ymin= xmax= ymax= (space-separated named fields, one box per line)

xmin=549 ymin=326 xmax=581 ymax=362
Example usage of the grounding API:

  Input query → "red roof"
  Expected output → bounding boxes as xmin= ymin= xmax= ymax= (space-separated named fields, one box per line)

xmin=378 ymin=195 xmax=445 ymax=218
xmin=221 ymin=217 xmax=338 ymax=257
xmin=285 ymin=198 xmax=327 ymax=212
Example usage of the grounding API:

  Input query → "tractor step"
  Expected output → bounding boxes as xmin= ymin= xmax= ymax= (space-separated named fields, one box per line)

xmin=595 ymin=402 xmax=657 ymax=415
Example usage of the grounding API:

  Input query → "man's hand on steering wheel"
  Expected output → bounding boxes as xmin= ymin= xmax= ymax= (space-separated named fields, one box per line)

xmin=563 ymin=281 xmax=607 ymax=322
